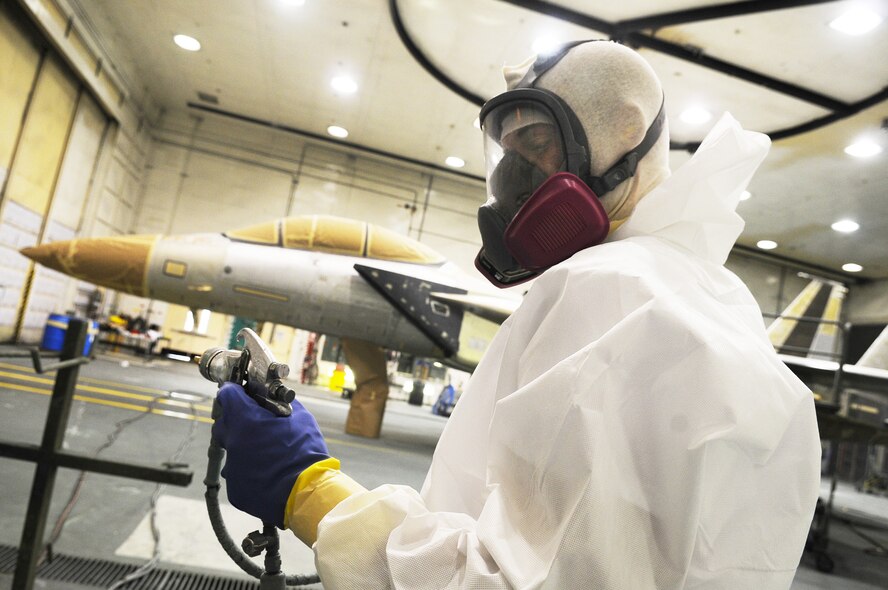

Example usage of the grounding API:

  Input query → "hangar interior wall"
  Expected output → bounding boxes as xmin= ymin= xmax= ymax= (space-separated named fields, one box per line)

xmin=0 ymin=0 xmax=155 ymax=343
xmin=2 ymin=0 xmax=880 ymax=354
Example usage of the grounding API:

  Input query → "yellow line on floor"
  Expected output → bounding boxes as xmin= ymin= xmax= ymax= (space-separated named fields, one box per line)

xmin=80 ymin=375 xmax=169 ymax=395
xmin=0 ymin=360 xmax=177 ymax=394
xmin=0 ymin=380 xmax=213 ymax=424
xmin=1 ymin=369 xmax=423 ymax=457
xmin=0 ymin=361 xmax=179 ymax=395
xmin=0 ymin=361 xmax=40 ymax=372
xmin=0 ymin=370 xmax=212 ymax=413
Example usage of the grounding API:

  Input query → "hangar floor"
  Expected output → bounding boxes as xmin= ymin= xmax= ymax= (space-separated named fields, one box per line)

xmin=1 ymin=349 xmax=886 ymax=589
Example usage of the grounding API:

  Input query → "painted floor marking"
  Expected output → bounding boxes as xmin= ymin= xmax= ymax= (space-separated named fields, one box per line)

xmin=0 ymin=380 xmax=213 ymax=424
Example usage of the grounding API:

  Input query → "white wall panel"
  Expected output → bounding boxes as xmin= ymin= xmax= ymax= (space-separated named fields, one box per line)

xmin=0 ymin=3 xmax=41 ymax=193
xmin=19 ymin=220 xmax=76 ymax=343
xmin=0 ymin=201 xmax=40 ymax=339
xmin=47 ymin=93 xmax=108 ymax=230
xmin=418 ymin=233 xmax=482 ymax=281
xmin=133 ymin=142 xmax=188 ymax=233
xmin=171 ymin=151 xmax=292 ymax=233
xmin=848 ymin=279 xmax=888 ymax=324
xmin=291 ymin=173 xmax=414 ymax=234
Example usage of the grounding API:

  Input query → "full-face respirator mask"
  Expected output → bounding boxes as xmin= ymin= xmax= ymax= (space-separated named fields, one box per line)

xmin=475 ymin=41 xmax=666 ymax=287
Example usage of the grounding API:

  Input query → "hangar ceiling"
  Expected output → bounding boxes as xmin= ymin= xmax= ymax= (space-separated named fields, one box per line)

xmin=68 ymin=0 xmax=888 ymax=279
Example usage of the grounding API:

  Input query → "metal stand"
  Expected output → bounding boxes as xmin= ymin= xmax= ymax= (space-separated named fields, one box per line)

xmin=0 ymin=318 xmax=193 ymax=590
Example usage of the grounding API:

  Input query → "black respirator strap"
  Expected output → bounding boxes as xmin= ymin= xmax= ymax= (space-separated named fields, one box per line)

xmin=515 ymin=40 xmax=597 ymax=89
xmin=586 ymin=98 xmax=666 ymax=197
xmin=514 ymin=40 xmax=666 ymax=197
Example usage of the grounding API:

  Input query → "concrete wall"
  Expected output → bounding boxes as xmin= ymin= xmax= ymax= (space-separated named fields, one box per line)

xmin=3 ymin=0 xmax=883 ymax=350
xmin=847 ymin=278 xmax=888 ymax=324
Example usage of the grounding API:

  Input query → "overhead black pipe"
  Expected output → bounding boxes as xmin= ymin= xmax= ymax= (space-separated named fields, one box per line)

xmin=624 ymin=32 xmax=850 ymax=113
xmin=613 ymin=0 xmax=839 ymax=34
xmin=496 ymin=0 xmax=854 ymax=112
xmin=389 ymin=0 xmax=884 ymax=153
xmin=388 ymin=0 xmax=485 ymax=107
xmin=768 ymin=86 xmax=888 ymax=141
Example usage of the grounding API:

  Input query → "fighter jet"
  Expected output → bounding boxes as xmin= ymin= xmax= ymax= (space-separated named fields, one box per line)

xmin=20 ymin=214 xmax=521 ymax=437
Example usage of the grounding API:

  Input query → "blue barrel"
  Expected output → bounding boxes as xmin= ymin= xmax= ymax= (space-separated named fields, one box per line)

xmin=41 ymin=314 xmax=99 ymax=356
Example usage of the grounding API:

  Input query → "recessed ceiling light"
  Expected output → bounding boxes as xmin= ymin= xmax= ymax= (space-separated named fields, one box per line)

xmin=844 ymin=139 xmax=883 ymax=158
xmin=445 ymin=156 xmax=465 ymax=168
xmin=173 ymin=34 xmax=201 ymax=51
xmin=281 ymin=0 xmax=306 ymax=6
xmin=327 ymin=125 xmax=348 ymax=138
xmin=829 ymin=8 xmax=882 ymax=36
xmin=739 ymin=190 xmax=751 ymax=201
xmin=680 ymin=106 xmax=712 ymax=125
xmin=331 ymin=76 xmax=358 ymax=94
xmin=532 ymin=36 xmax=560 ymax=56
xmin=842 ymin=263 xmax=863 ymax=273
xmin=756 ymin=240 xmax=778 ymax=250
xmin=831 ymin=219 xmax=859 ymax=233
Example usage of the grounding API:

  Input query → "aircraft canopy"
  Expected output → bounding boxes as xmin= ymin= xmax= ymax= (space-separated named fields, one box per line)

xmin=226 ymin=215 xmax=446 ymax=265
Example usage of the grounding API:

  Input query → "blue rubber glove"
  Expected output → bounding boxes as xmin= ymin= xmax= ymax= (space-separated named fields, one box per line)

xmin=211 ymin=381 xmax=330 ymax=528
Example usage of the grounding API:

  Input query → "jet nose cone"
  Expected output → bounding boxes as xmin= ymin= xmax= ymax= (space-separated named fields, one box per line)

xmin=19 ymin=235 xmax=157 ymax=296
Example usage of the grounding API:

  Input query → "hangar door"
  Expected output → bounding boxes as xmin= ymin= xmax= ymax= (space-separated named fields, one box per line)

xmin=0 ymin=3 xmax=110 ymax=342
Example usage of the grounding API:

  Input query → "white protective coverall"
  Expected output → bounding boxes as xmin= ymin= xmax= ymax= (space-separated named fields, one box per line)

xmin=313 ymin=114 xmax=822 ymax=589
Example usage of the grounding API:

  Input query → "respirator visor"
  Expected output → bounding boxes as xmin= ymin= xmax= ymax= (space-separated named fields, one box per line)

xmin=476 ymin=89 xmax=590 ymax=286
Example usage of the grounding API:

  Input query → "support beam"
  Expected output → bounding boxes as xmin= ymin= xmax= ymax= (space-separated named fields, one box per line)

xmin=613 ymin=0 xmax=839 ymax=34
xmin=624 ymin=32 xmax=849 ymax=112
xmin=0 ymin=442 xmax=192 ymax=486
xmin=342 ymin=338 xmax=390 ymax=439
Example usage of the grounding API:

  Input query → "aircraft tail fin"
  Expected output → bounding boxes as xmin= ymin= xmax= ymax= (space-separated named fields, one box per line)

xmin=857 ymin=325 xmax=888 ymax=370
xmin=354 ymin=264 xmax=464 ymax=356
xmin=767 ymin=279 xmax=846 ymax=359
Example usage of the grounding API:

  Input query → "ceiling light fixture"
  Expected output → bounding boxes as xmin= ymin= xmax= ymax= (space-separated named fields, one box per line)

xmin=756 ymin=240 xmax=778 ymax=250
xmin=842 ymin=263 xmax=863 ymax=273
xmin=831 ymin=219 xmax=859 ymax=233
xmin=173 ymin=34 xmax=201 ymax=51
xmin=330 ymin=76 xmax=358 ymax=94
xmin=326 ymin=125 xmax=349 ymax=138
xmin=680 ymin=106 xmax=712 ymax=125
xmin=531 ymin=36 xmax=560 ymax=56
xmin=739 ymin=190 xmax=752 ymax=201
xmin=844 ymin=139 xmax=883 ymax=158
xmin=445 ymin=156 xmax=465 ymax=168
xmin=829 ymin=8 xmax=882 ymax=36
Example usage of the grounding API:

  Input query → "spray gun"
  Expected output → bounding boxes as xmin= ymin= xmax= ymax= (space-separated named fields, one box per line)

xmin=198 ymin=328 xmax=319 ymax=588
xmin=198 ymin=328 xmax=296 ymax=416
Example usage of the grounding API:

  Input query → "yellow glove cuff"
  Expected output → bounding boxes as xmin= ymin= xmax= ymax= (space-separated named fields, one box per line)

xmin=284 ymin=457 xmax=366 ymax=546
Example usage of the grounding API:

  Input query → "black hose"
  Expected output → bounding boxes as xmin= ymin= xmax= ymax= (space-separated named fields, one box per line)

xmin=204 ymin=438 xmax=321 ymax=586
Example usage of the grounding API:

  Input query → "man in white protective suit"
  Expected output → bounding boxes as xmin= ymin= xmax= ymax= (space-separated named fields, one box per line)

xmin=212 ymin=40 xmax=821 ymax=589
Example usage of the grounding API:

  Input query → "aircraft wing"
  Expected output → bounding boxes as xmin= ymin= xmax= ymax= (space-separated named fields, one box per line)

xmin=353 ymin=264 xmax=502 ymax=370
xmin=780 ymin=354 xmax=888 ymax=398
xmin=427 ymin=291 xmax=519 ymax=325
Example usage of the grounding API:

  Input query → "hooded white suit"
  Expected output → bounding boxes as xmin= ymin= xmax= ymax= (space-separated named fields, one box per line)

xmin=312 ymin=114 xmax=821 ymax=589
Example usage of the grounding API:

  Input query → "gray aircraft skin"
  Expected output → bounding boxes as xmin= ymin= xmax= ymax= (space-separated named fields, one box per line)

xmin=20 ymin=215 xmax=520 ymax=370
